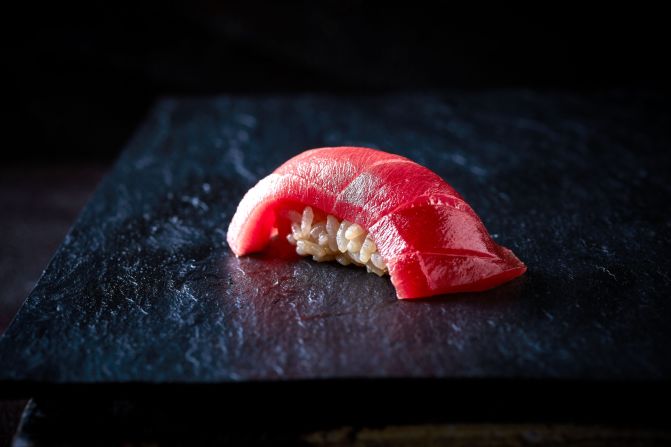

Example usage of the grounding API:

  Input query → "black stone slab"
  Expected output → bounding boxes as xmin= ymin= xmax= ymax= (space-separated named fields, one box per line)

xmin=1 ymin=92 xmax=670 ymax=398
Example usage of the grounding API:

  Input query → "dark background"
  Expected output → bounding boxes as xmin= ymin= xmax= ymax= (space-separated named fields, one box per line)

xmin=0 ymin=3 xmax=669 ymax=444
xmin=2 ymin=3 xmax=669 ymax=163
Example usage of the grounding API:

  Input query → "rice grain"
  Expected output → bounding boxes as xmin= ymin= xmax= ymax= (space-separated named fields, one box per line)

xmin=286 ymin=207 xmax=388 ymax=276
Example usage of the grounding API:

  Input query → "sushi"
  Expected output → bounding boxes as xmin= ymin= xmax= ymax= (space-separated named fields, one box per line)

xmin=227 ymin=147 xmax=526 ymax=299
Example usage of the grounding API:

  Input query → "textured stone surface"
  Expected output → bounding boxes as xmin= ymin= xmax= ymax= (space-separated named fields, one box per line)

xmin=0 ymin=163 xmax=106 ymax=445
xmin=0 ymin=163 xmax=107 ymax=334
xmin=0 ymin=92 xmax=669 ymax=385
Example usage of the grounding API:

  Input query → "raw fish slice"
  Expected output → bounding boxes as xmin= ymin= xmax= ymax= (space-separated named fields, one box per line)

xmin=227 ymin=147 xmax=525 ymax=299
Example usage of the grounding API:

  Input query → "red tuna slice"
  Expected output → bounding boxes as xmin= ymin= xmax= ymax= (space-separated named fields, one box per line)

xmin=226 ymin=147 xmax=526 ymax=299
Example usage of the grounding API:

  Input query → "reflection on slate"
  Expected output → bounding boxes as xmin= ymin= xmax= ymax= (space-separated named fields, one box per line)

xmin=0 ymin=92 xmax=670 ymax=385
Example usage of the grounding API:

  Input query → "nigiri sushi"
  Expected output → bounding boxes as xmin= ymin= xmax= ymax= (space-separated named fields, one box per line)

xmin=227 ymin=147 xmax=526 ymax=299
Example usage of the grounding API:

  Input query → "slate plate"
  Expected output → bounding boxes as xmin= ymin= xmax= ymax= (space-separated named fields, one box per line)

xmin=1 ymin=92 xmax=670 ymax=397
